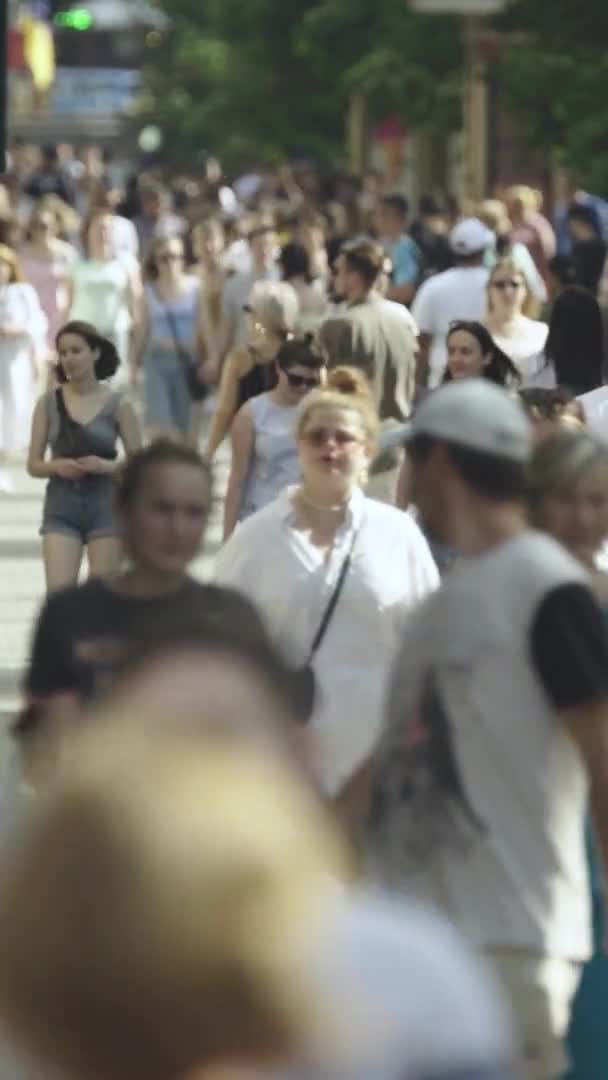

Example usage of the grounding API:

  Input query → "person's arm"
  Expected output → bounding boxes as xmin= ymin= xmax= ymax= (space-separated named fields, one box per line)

xmin=116 ymin=397 xmax=143 ymax=456
xmin=130 ymin=302 xmax=149 ymax=386
xmin=387 ymin=281 xmax=416 ymax=305
xmin=206 ymin=347 xmax=248 ymax=458
xmin=27 ymin=396 xmax=84 ymax=480
xmin=396 ymin=454 xmax=413 ymax=510
xmin=530 ymin=583 xmax=608 ymax=874
xmin=223 ymin=403 xmax=255 ymax=542
xmin=415 ymin=332 xmax=431 ymax=391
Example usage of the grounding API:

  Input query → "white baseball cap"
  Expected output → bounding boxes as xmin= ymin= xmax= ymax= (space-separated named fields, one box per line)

xmin=450 ymin=217 xmax=495 ymax=256
xmin=408 ymin=379 xmax=532 ymax=462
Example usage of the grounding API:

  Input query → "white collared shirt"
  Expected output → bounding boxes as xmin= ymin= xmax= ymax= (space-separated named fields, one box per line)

xmin=215 ymin=487 xmax=439 ymax=794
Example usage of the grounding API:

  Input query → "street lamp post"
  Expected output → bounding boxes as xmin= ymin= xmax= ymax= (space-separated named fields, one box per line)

xmin=410 ymin=0 xmax=507 ymax=202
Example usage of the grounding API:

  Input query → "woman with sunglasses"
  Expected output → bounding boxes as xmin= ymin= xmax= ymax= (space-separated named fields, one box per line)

xmin=485 ymin=257 xmax=550 ymax=387
xmin=134 ymin=235 xmax=207 ymax=442
xmin=216 ymin=367 xmax=438 ymax=823
xmin=19 ymin=207 xmax=77 ymax=357
xmin=223 ymin=335 xmax=325 ymax=539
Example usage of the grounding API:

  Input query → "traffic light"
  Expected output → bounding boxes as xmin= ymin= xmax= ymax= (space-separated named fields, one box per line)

xmin=53 ymin=8 xmax=93 ymax=30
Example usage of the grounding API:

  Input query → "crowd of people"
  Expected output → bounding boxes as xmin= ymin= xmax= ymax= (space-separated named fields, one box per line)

xmin=0 ymin=143 xmax=607 ymax=1079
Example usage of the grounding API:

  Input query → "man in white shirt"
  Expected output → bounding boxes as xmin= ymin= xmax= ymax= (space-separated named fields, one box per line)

xmin=412 ymin=218 xmax=494 ymax=389
xmin=369 ymin=380 xmax=608 ymax=1080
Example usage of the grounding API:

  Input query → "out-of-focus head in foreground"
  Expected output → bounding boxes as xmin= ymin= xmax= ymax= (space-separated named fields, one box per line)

xmin=0 ymin=729 xmax=347 ymax=1080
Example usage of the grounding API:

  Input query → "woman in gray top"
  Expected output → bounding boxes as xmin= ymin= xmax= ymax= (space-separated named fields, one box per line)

xmin=223 ymin=336 xmax=325 ymax=539
xmin=27 ymin=321 xmax=141 ymax=591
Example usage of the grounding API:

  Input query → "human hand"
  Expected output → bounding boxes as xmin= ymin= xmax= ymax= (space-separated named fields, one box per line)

xmin=76 ymin=455 xmax=111 ymax=475
xmin=53 ymin=458 xmax=86 ymax=480
xmin=0 ymin=321 xmax=25 ymax=336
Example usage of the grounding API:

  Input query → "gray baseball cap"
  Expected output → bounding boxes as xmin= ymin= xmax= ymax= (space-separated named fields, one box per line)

xmin=408 ymin=379 xmax=532 ymax=462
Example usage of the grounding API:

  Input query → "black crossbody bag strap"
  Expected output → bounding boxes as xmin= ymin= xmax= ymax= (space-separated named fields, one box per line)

xmin=164 ymin=304 xmax=189 ymax=365
xmin=308 ymin=527 xmax=359 ymax=661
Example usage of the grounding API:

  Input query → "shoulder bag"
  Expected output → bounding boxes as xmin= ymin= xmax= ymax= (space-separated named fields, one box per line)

xmin=293 ymin=527 xmax=359 ymax=723
xmin=164 ymin=303 xmax=208 ymax=402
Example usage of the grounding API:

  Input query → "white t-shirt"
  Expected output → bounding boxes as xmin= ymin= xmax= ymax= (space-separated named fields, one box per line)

xmin=412 ymin=266 xmax=490 ymax=387
xmin=370 ymin=531 xmax=593 ymax=961
xmin=490 ymin=317 xmax=550 ymax=387
xmin=215 ymin=487 xmax=439 ymax=794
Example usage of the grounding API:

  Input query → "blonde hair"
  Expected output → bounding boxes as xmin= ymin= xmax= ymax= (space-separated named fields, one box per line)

xmin=0 ymin=726 xmax=347 ymax=1080
xmin=0 ymin=243 xmax=24 ymax=283
xmin=248 ymin=280 xmax=299 ymax=337
xmin=527 ymin=429 xmax=608 ymax=526
xmin=477 ymin=199 xmax=511 ymax=237
xmin=488 ymin=256 xmax=535 ymax=317
xmin=296 ymin=365 xmax=379 ymax=444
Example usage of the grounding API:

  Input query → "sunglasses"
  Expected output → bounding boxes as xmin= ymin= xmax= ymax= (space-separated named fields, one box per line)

xmin=302 ymin=427 xmax=360 ymax=447
xmin=492 ymin=278 xmax=523 ymax=290
xmin=285 ymin=371 xmax=320 ymax=390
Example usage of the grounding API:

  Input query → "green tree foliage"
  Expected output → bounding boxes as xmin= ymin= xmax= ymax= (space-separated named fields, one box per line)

xmin=498 ymin=0 xmax=608 ymax=190
xmin=139 ymin=0 xmax=462 ymax=170
xmin=140 ymin=0 xmax=608 ymax=189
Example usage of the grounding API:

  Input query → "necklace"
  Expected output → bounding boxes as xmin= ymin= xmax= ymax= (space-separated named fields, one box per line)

xmin=298 ymin=490 xmax=349 ymax=513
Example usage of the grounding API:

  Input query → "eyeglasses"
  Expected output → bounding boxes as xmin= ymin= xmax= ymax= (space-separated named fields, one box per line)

xmin=302 ymin=427 xmax=360 ymax=447
xmin=492 ymin=278 xmax=524 ymax=290
xmin=158 ymin=252 xmax=183 ymax=263
xmin=285 ymin=372 xmax=320 ymax=390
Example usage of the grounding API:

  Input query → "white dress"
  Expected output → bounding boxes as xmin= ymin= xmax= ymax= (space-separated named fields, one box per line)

xmin=490 ymin=317 xmax=551 ymax=387
xmin=0 ymin=283 xmax=47 ymax=453
xmin=215 ymin=486 xmax=439 ymax=794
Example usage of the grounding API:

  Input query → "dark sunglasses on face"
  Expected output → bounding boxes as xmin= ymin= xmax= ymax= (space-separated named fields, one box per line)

xmin=285 ymin=371 xmax=320 ymax=390
xmin=492 ymin=278 xmax=523 ymax=290
xmin=302 ymin=427 xmax=359 ymax=447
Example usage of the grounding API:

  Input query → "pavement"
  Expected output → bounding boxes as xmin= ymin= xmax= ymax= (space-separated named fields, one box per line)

xmin=0 ymin=427 xmax=229 ymax=724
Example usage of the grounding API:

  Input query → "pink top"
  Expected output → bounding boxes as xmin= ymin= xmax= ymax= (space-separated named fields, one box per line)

xmin=20 ymin=244 xmax=77 ymax=348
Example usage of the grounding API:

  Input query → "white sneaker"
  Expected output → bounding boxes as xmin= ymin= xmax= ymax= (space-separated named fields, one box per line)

xmin=0 ymin=470 xmax=14 ymax=494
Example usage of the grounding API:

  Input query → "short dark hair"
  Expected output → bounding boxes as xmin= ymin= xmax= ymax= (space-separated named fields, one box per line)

xmin=278 ymin=242 xmax=311 ymax=283
xmin=409 ymin=435 xmax=526 ymax=500
xmin=276 ymin=335 xmax=325 ymax=373
xmin=381 ymin=194 xmax=409 ymax=219
xmin=340 ymin=238 xmax=384 ymax=287
xmin=116 ymin=602 xmax=307 ymax=725
xmin=55 ymin=321 xmax=120 ymax=381
xmin=547 ymin=254 xmax=578 ymax=288
xmin=115 ymin=440 xmax=212 ymax=513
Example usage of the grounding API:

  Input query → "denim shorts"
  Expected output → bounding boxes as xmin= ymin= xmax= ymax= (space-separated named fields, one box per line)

xmin=41 ymin=475 xmax=116 ymax=542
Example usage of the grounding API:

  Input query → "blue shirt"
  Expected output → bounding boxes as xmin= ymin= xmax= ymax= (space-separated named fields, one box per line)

xmin=385 ymin=234 xmax=421 ymax=286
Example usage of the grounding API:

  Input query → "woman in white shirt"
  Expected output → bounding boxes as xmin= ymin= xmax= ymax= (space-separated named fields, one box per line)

xmin=68 ymin=211 xmax=140 ymax=378
xmin=0 ymin=244 xmax=47 ymax=461
xmin=215 ymin=366 xmax=439 ymax=810
xmin=485 ymin=257 xmax=551 ymax=387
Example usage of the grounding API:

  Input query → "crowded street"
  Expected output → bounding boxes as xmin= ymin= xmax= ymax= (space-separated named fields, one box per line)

xmin=0 ymin=1 xmax=607 ymax=1079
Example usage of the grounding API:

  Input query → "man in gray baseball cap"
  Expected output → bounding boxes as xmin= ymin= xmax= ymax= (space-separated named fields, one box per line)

xmin=368 ymin=379 xmax=608 ymax=1080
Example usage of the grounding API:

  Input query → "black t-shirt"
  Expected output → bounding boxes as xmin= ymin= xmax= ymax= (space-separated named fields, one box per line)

xmin=24 ymin=577 xmax=267 ymax=707
xmin=530 ymin=582 xmax=608 ymax=709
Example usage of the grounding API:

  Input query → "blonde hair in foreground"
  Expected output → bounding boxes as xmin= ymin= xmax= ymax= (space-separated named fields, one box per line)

xmin=0 ymin=726 xmax=347 ymax=1080
xmin=296 ymin=364 xmax=379 ymax=444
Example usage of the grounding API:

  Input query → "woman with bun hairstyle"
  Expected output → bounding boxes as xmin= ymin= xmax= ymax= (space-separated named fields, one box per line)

xmin=216 ymin=365 xmax=438 ymax=821
xmin=223 ymin=334 xmax=326 ymax=540
xmin=27 ymin=320 xmax=141 ymax=591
